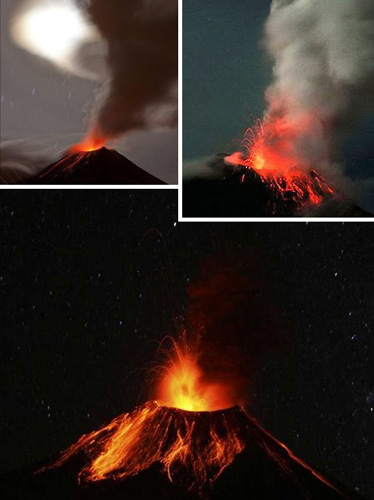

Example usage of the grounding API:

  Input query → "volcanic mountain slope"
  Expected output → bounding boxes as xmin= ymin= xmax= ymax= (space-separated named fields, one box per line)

xmin=1 ymin=404 xmax=363 ymax=500
xmin=183 ymin=157 xmax=371 ymax=217
xmin=24 ymin=147 xmax=166 ymax=185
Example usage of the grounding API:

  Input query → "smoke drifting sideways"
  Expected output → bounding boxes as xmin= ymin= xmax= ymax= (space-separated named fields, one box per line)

xmin=261 ymin=0 xmax=374 ymax=176
xmin=0 ymin=140 xmax=58 ymax=184
xmin=10 ymin=0 xmax=178 ymax=142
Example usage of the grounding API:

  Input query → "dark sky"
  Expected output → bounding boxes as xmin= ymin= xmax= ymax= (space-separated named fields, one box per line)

xmin=183 ymin=0 xmax=272 ymax=160
xmin=0 ymin=0 xmax=177 ymax=183
xmin=1 ymin=190 xmax=373 ymax=499
xmin=183 ymin=0 xmax=374 ymax=213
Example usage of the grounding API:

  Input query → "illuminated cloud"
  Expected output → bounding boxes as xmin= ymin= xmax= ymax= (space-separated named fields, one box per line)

xmin=10 ymin=0 xmax=107 ymax=80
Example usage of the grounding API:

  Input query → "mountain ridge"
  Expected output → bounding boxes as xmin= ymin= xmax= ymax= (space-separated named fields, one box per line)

xmin=183 ymin=157 xmax=371 ymax=217
xmin=1 ymin=404 xmax=364 ymax=500
xmin=25 ymin=147 xmax=167 ymax=185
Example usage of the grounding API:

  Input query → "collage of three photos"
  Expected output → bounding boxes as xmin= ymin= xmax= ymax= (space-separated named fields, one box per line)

xmin=1 ymin=1 xmax=373 ymax=499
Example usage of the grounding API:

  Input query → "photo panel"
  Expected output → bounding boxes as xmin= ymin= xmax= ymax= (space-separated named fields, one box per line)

xmin=182 ymin=0 xmax=374 ymax=220
xmin=0 ymin=0 xmax=178 ymax=186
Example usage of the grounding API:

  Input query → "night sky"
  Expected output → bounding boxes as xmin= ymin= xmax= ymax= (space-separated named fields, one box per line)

xmin=0 ymin=0 xmax=177 ymax=183
xmin=183 ymin=0 xmax=374 ymax=213
xmin=0 ymin=190 xmax=373 ymax=498
xmin=183 ymin=0 xmax=271 ymax=160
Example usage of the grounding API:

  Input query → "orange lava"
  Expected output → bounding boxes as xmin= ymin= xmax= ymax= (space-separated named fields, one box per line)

xmin=225 ymin=119 xmax=335 ymax=207
xmin=41 ymin=335 xmax=345 ymax=497
xmin=70 ymin=131 xmax=107 ymax=153
xmin=155 ymin=336 xmax=235 ymax=412
xmin=46 ymin=401 xmax=246 ymax=492
xmin=42 ymin=337 xmax=243 ymax=492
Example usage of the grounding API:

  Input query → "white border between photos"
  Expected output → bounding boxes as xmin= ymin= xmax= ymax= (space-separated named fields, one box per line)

xmin=3 ymin=185 xmax=177 ymax=190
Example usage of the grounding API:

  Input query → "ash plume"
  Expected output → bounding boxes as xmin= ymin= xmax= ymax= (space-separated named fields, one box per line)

xmin=84 ymin=0 xmax=178 ymax=140
xmin=185 ymin=250 xmax=290 ymax=404
xmin=10 ymin=0 xmax=178 ymax=142
xmin=263 ymin=0 xmax=374 ymax=174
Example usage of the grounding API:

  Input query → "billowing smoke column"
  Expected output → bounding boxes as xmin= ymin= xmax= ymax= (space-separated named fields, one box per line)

xmin=88 ymin=0 xmax=178 ymax=137
xmin=227 ymin=0 xmax=374 ymax=204
xmin=264 ymin=0 xmax=374 ymax=167
xmin=11 ymin=0 xmax=178 ymax=148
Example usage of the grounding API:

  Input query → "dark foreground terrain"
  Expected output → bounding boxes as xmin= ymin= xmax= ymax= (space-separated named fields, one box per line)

xmin=183 ymin=159 xmax=371 ymax=217
xmin=24 ymin=147 xmax=166 ymax=185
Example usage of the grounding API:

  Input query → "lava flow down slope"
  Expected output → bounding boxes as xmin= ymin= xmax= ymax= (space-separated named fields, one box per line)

xmin=24 ymin=147 xmax=166 ymax=185
xmin=183 ymin=0 xmax=374 ymax=219
xmin=183 ymin=122 xmax=371 ymax=217
xmin=183 ymin=154 xmax=371 ymax=218
xmin=2 ymin=337 xmax=362 ymax=500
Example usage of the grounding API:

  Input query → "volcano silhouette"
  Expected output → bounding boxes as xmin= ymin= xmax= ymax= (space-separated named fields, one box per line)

xmin=25 ymin=147 xmax=166 ymax=185
xmin=183 ymin=157 xmax=371 ymax=217
xmin=1 ymin=404 xmax=363 ymax=500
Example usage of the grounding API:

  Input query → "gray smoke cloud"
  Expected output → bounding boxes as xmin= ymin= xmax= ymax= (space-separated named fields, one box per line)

xmin=11 ymin=0 xmax=178 ymax=141
xmin=263 ymin=0 xmax=374 ymax=173
xmin=85 ymin=0 xmax=178 ymax=140
xmin=0 ymin=139 xmax=60 ymax=184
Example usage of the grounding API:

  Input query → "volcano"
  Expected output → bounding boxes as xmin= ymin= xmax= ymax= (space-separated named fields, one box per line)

xmin=183 ymin=156 xmax=371 ymax=217
xmin=1 ymin=338 xmax=364 ymax=499
xmin=24 ymin=147 xmax=166 ymax=185
xmin=1 ymin=403 xmax=362 ymax=500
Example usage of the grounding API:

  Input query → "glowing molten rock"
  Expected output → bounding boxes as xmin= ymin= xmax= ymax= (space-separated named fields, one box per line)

xmin=155 ymin=338 xmax=236 ymax=412
xmin=225 ymin=120 xmax=335 ymax=209
xmin=46 ymin=339 xmax=242 ymax=492
xmin=70 ymin=133 xmax=107 ymax=153
xmin=26 ymin=146 xmax=166 ymax=185
xmin=43 ymin=403 xmax=345 ymax=497
xmin=42 ymin=339 xmax=345 ymax=497
xmin=49 ymin=402 xmax=247 ymax=492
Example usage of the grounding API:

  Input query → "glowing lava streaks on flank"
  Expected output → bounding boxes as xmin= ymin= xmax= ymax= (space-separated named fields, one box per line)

xmin=43 ymin=336 xmax=244 ymax=492
xmin=35 ymin=132 xmax=108 ymax=179
xmin=42 ymin=336 xmax=347 ymax=497
xmin=70 ymin=130 xmax=107 ymax=153
xmin=225 ymin=120 xmax=335 ymax=208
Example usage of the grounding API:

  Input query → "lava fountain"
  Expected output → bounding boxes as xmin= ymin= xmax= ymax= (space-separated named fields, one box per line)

xmin=155 ymin=336 xmax=236 ymax=412
xmin=70 ymin=129 xmax=107 ymax=153
xmin=40 ymin=335 xmax=347 ymax=497
xmin=42 ymin=336 xmax=244 ymax=493
xmin=225 ymin=119 xmax=335 ymax=209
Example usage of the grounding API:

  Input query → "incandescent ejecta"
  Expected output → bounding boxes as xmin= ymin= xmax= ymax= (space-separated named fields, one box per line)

xmin=223 ymin=0 xmax=374 ymax=212
xmin=34 ymin=336 xmax=359 ymax=498
xmin=23 ymin=146 xmax=166 ymax=185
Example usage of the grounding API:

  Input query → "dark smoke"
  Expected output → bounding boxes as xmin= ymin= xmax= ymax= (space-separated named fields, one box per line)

xmin=85 ymin=0 xmax=178 ymax=139
xmin=186 ymin=249 xmax=290 ymax=403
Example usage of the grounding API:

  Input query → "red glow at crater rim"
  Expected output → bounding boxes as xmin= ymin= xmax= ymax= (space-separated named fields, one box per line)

xmin=225 ymin=119 xmax=335 ymax=207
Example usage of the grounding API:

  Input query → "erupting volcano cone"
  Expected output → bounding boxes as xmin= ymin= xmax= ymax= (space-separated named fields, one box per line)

xmin=1 ymin=333 xmax=364 ymax=499
xmin=25 ymin=147 xmax=166 ymax=185
xmin=1 ymin=402 xmax=362 ymax=499
xmin=183 ymin=156 xmax=371 ymax=217
xmin=184 ymin=119 xmax=372 ymax=217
